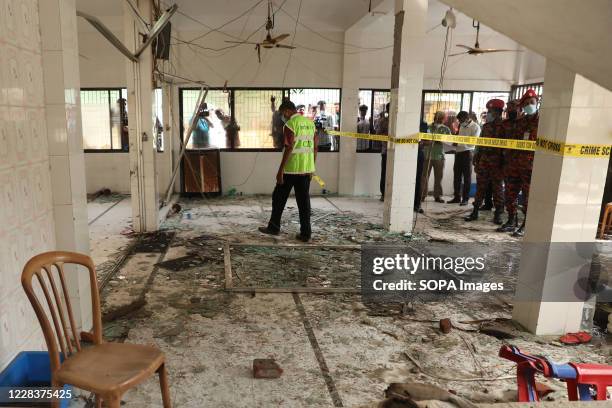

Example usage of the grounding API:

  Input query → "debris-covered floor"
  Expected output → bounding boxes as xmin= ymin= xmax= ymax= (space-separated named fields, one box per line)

xmin=84 ymin=195 xmax=611 ymax=407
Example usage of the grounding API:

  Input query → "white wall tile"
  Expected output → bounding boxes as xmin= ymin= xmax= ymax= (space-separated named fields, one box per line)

xmin=0 ymin=0 xmax=57 ymax=369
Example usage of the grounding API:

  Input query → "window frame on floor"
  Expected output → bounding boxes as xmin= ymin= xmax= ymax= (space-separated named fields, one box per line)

xmin=81 ymin=88 xmax=129 ymax=153
xmin=178 ymin=87 xmax=343 ymax=152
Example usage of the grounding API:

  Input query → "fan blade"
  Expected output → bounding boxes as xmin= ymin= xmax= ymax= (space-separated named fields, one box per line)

xmin=271 ymin=33 xmax=290 ymax=43
xmin=448 ymin=51 xmax=469 ymax=57
xmin=478 ymin=48 xmax=524 ymax=53
xmin=275 ymin=44 xmax=296 ymax=49
xmin=225 ymin=40 xmax=260 ymax=45
xmin=455 ymin=44 xmax=474 ymax=50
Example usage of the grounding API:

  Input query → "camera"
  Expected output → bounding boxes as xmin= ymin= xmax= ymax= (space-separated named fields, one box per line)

xmin=314 ymin=118 xmax=324 ymax=130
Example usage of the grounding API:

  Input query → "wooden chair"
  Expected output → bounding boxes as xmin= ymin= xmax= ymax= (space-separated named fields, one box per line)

xmin=21 ymin=251 xmax=171 ymax=408
xmin=599 ymin=203 xmax=612 ymax=239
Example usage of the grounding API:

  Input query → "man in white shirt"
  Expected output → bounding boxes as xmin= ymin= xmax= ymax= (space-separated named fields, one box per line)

xmin=356 ymin=104 xmax=371 ymax=151
xmin=448 ymin=111 xmax=480 ymax=205
xmin=315 ymin=100 xmax=336 ymax=151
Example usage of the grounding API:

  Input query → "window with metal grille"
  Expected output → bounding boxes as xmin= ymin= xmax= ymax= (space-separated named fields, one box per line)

xmin=510 ymin=82 xmax=544 ymax=107
xmin=289 ymin=88 xmax=341 ymax=152
xmin=179 ymin=88 xmax=341 ymax=151
xmin=421 ymin=90 xmax=510 ymax=129
xmin=234 ymin=89 xmax=284 ymax=149
xmin=81 ymin=88 xmax=128 ymax=151
xmin=472 ymin=92 xmax=511 ymax=121
xmin=181 ymin=89 xmax=231 ymax=149
xmin=357 ymin=89 xmax=390 ymax=152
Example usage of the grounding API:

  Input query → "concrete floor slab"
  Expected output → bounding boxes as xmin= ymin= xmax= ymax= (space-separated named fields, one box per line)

xmin=85 ymin=195 xmax=610 ymax=407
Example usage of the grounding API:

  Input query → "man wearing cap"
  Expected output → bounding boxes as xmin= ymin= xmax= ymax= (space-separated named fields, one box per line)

xmin=465 ymin=98 xmax=505 ymax=224
xmin=497 ymin=99 xmax=523 ymax=233
xmin=501 ymin=89 xmax=539 ymax=237
xmin=259 ymin=100 xmax=318 ymax=242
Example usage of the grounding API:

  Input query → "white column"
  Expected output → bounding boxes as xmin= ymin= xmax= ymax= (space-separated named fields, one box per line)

xmin=338 ymin=29 xmax=360 ymax=195
xmin=124 ymin=0 xmax=159 ymax=232
xmin=39 ymin=0 xmax=92 ymax=330
xmin=513 ymin=60 xmax=612 ymax=334
xmin=382 ymin=0 xmax=426 ymax=232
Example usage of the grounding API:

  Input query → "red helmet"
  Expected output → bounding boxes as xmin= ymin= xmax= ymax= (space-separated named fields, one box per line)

xmin=519 ymin=89 xmax=538 ymax=106
xmin=486 ymin=99 xmax=505 ymax=110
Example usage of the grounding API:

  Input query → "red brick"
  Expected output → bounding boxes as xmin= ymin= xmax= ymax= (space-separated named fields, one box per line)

xmin=253 ymin=359 xmax=283 ymax=379
xmin=439 ymin=318 xmax=452 ymax=334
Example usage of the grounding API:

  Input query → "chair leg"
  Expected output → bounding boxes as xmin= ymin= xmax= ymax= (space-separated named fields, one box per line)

xmin=95 ymin=394 xmax=102 ymax=408
xmin=158 ymin=363 xmax=172 ymax=408
xmin=106 ymin=395 xmax=122 ymax=408
xmin=51 ymin=380 xmax=62 ymax=408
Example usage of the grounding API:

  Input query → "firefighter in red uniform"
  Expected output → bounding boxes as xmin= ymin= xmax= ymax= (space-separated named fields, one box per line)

xmin=498 ymin=89 xmax=539 ymax=237
xmin=465 ymin=99 xmax=505 ymax=224
xmin=497 ymin=99 xmax=523 ymax=233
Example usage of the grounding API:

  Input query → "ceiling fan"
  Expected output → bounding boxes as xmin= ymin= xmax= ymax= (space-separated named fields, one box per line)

xmin=449 ymin=20 xmax=523 ymax=57
xmin=224 ymin=0 xmax=295 ymax=63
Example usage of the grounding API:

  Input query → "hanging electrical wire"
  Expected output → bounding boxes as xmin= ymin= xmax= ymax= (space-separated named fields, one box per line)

xmin=187 ymin=0 xmax=266 ymax=43
xmin=282 ymin=0 xmax=302 ymax=86
xmin=414 ymin=22 xmax=454 ymax=232
xmin=276 ymin=5 xmax=392 ymax=50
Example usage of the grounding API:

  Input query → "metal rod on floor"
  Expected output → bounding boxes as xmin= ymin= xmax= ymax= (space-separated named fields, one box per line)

xmin=227 ymin=287 xmax=359 ymax=294
xmin=229 ymin=242 xmax=361 ymax=250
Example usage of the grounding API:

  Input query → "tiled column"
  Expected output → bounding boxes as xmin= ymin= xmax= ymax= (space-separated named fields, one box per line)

xmin=513 ymin=60 xmax=612 ymax=334
xmin=382 ymin=0 xmax=426 ymax=232
xmin=338 ymin=29 xmax=360 ymax=195
xmin=124 ymin=0 xmax=159 ymax=232
xmin=39 ymin=0 xmax=92 ymax=330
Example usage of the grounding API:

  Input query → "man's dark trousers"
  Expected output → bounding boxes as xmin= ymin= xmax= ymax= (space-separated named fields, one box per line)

xmin=453 ymin=151 xmax=472 ymax=202
xmin=268 ymin=174 xmax=311 ymax=238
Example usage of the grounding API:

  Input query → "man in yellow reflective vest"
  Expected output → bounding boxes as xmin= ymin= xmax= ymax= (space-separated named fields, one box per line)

xmin=259 ymin=100 xmax=318 ymax=242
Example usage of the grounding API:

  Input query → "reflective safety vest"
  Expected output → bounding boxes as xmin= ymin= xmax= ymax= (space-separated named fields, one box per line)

xmin=284 ymin=114 xmax=316 ymax=174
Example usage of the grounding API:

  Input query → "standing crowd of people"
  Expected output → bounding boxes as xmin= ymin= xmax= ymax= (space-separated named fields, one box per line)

xmin=254 ymin=90 xmax=539 ymax=242
xmin=271 ymin=96 xmax=340 ymax=151
xmin=414 ymin=89 xmax=540 ymax=237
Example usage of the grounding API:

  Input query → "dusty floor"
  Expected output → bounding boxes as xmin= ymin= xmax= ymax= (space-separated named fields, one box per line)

xmin=82 ymin=194 xmax=611 ymax=408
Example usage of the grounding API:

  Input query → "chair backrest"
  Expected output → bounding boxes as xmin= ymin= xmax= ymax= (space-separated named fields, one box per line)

xmin=21 ymin=251 xmax=103 ymax=373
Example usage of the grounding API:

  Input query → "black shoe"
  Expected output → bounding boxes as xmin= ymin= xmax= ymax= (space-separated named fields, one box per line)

xmin=295 ymin=233 xmax=310 ymax=242
xmin=464 ymin=207 xmax=479 ymax=221
xmin=496 ymin=215 xmax=517 ymax=232
xmin=447 ymin=197 xmax=461 ymax=204
xmin=258 ymin=226 xmax=279 ymax=236
xmin=512 ymin=219 xmax=526 ymax=237
xmin=380 ymin=196 xmax=384 ymax=202
xmin=479 ymin=204 xmax=493 ymax=211
xmin=460 ymin=200 xmax=469 ymax=206
xmin=434 ymin=197 xmax=445 ymax=203
xmin=493 ymin=210 xmax=504 ymax=225
xmin=414 ymin=207 xmax=424 ymax=214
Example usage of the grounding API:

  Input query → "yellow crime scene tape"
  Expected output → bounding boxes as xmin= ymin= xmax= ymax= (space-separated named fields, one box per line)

xmin=328 ymin=130 xmax=611 ymax=158
xmin=312 ymin=175 xmax=325 ymax=188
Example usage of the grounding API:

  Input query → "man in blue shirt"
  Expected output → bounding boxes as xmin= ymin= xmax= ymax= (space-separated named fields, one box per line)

xmin=191 ymin=108 xmax=212 ymax=148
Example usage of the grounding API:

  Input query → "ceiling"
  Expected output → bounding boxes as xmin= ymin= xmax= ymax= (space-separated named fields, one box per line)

xmin=76 ymin=0 xmax=386 ymax=31
xmin=440 ymin=0 xmax=612 ymax=91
